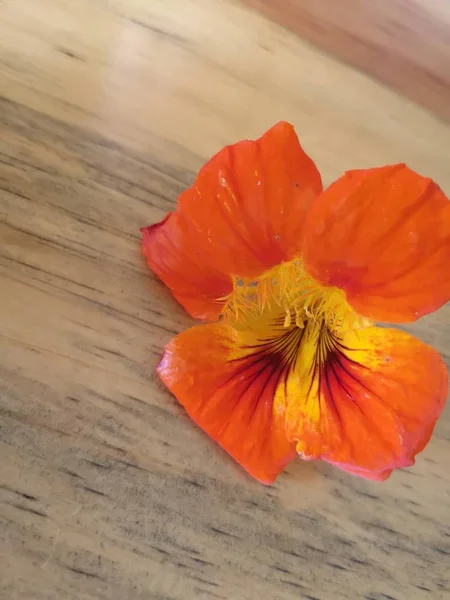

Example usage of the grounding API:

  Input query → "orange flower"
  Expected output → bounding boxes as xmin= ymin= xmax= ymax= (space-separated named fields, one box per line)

xmin=142 ymin=122 xmax=449 ymax=484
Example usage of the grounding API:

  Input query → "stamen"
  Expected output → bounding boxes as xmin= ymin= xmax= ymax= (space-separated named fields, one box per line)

xmin=304 ymin=305 xmax=313 ymax=319
xmin=222 ymin=257 xmax=372 ymax=334
xmin=284 ymin=309 xmax=292 ymax=328
xmin=295 ymin=307 xmax=304 ymax=329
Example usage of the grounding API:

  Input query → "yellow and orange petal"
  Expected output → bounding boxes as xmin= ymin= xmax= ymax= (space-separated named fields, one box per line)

xmin=302 ymin=164 xmax=450 ymax=323
xmin=280 ymin=325 xmax=448 ymax=478
xmin=157 ymin=301 xmax=447 ymax=482
xmin=157 ymin=320 xmax=298 ymax=484
xmin=142 ymin=122 xmax=323 ymax=320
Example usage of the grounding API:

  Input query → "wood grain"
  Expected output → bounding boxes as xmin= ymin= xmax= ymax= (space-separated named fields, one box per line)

xmin=242 ymin=0 xmax=450 ymax=123
xmin=0 ymin=1 xmax=449 ymax=599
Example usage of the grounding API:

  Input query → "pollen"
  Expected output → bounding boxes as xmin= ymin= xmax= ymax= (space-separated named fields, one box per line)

xmin=221 ymin=257 xmax=371 ymax=334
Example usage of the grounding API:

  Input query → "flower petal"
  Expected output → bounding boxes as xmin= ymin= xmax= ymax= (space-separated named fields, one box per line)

xmin=157 ymin=320 xmax=299 ymax=484
xmin=302 ymin=164 xmax=450 ymax=322
xmin=142 ymin=122 xmax=323 ymax=320
xmin=328 ymin=464 xmax=393 ymax=482
xmin=280 ymin=325 xmax=448 ymax=478
xmin=142 ymin=217 xmax=230 ymax=321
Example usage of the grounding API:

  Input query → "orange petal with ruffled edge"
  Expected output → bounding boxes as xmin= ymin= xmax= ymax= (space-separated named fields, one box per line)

xmin=302 ymin=164 xmax=450 ymax=323
xmin=142 ymin=217 xmax=231 ymax=321
xmin=142 ymin=122 xmax=323 ymax=320
xmin=280 ymin=325 xmax=448 ymax=479
xmin=157 ymin=321 xmax=298 ymax=484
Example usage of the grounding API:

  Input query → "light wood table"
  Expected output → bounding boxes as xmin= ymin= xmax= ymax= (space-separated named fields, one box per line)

xmin=0 ymin=1 xmax=449 ymax=599
xmin=243 ymin=0 xmax=450 ymax=123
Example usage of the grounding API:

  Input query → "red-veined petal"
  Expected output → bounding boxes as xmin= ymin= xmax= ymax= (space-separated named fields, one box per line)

xmin=280 ymin=325 xmax=448 ymax=478
xmin=302 ymin=164 xmax=450 ymax=322
xmin=142 ymin=122 xmax=323 ymax=320
xmin=157 ymin=319 xmax=299 ymax=484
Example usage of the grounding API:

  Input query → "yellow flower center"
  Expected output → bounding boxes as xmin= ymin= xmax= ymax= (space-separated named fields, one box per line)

xmin=222 ymin=257 xmax=371 ymax=334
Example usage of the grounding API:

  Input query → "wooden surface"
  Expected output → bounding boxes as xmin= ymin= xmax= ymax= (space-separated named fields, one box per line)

xmin=0 ymin=1 xmax=449 ymax=599
xmin=243 ymin=0 xmax=450 ymax=123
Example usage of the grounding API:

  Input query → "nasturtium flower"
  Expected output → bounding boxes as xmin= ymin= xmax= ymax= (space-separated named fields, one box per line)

xmin=142 ymin=122 xmax=449 ymax=484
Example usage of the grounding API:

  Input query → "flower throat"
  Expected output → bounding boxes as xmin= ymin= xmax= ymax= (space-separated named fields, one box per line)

xmin=222 ymin=257 xmax=370 ymax=334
